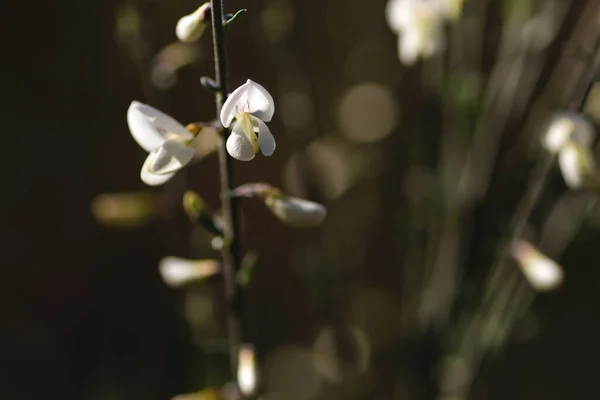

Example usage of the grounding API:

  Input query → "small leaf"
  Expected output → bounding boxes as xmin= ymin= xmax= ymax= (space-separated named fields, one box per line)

xmin=200 ymin=76 xmax=221 ymax=92
xmin=223 ymin=9 xmax=247 ymax=29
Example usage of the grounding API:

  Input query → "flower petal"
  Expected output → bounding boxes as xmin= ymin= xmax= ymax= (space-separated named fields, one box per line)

xmin=558 ymin=142 xmax=596 ymax=189
xmin=265 ymin=196 xmax=327 ymax=227
xmin=127 ymin=101 xmax=193 ymax=152
xmin=140 ymin=152 xmax=176 ymax=186
xmin=149 ymin=140 xmax=195 ymax=174
xmin=256 ymin=118 xmax=276 ymax=156
xmin=128 ymin=101 xmax=166 ymax=152
xmin=220 ymin=79 xmax=275 ymax=127
xmin=226 ymin=128 xmax=256 ymax=161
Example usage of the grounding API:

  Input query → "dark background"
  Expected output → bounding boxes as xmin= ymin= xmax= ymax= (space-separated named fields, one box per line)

xmin=2 ymin=0 xmax=600 ymax=399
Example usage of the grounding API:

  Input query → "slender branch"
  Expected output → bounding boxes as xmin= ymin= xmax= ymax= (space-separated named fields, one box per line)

xmin=210 ymin=0 xmax=243 ymax=380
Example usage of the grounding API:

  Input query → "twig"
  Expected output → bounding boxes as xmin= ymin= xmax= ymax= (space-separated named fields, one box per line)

xmin=210 ymin=0 xmax=244 ymax=379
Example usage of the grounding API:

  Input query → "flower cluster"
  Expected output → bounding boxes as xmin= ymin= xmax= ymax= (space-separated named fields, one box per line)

xmin=385 ymin=0 xmax=465 ymax=65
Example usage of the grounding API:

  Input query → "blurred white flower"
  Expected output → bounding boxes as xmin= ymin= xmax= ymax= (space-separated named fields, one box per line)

xmin=127 ymin=101 xmax=196 ymax=186
xmin=386 ymin=0 xmax=445 ymax=65
xmin=175 ymin=3 xmax=211 ymax=43
xmin=558 ymin=141 xmax=596 ymax=189
xmin=543 ymin=112 xmax=594 ymax=154
xmin=264 ymin=195 xmax=327 ymax=227
xmin=237 ymin=344 xmax=257 ymax=396
xmin=220 ymin=79 xmax=276 ymax=161
xmin=511 ymin=240 xmax=564 ymax=291
xmin=159 ymin=256 xmax=220 ymax=288
xmin=434 ymin=0 xmax=465 ymax=21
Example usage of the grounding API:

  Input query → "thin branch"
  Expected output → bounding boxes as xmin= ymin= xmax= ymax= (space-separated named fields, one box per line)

xmin=210 ymin=0 xmax=244 ymax=379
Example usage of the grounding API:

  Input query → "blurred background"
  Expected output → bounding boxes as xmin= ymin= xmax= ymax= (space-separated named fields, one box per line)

xmin=3 ymin=0 xmax=600 ymax=399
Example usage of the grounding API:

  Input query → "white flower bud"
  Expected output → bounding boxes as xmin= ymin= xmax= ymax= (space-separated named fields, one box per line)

xmin=159 ymin=257 xmax=219 ymax=288
xmin=558 ymin=141 xmax=596 ymax=189
xmin=511 ymin=240 xmax=564 ymax=291
xmin=237 ymin=344 xmax=257 ymax=396
xmin=175 ymin=3 xmax=211 ymax=43
xmin=543 ymin=112 xmax=594 ymax=154
xmin=264 ymin=195 xmax=327 ymax=228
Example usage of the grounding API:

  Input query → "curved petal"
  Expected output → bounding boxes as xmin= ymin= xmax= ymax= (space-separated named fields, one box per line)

xmin=226 ymin=131 xmax=256 ymax=161
xmin=385 ymin=0 xmax=411 ymax=32
xmin=128 ymin=101 xmax=166 ymax=152
xmin=220 ymin=80 xmax=275 ymax=127
xmin=149 ymin=140 xmax=195 ymax=174
xmin=256 ymin=118 xmax=276 ymax=156
xmin=128 ymin=101 xmax=193 ymax=152
xmin=140 ymin=152 xmax=176 ymax=186
xmin=558 ymin=142 xmax=595 ymax=189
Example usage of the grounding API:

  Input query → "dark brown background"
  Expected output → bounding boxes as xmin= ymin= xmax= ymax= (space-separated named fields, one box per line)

xmin=2 ymin=0 xmax=600 ymax=399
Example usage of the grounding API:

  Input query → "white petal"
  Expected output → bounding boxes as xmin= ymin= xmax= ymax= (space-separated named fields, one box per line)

xmin=256 ymin=118 xmax=276 ymax=156
xmin=511 ymin=240 xmax=564 ymax=291
xmin=159 ymin=256 xmax=220 ymax=288
xmin=398 ymin=34 xmax=421 ymax=65
xmin=127 ymin=101 xmax=193 ymax=152
xmin=385 ymin=0 xmax=411 ymax=32
xmin=149 ymin=140 xmax=195 ymax=174
xmin=558 ymin=142 xmax=596 ymax=189
xmin=543 ymin=112 xmax=595 ymax=153
xmin=220 ymin=79 xmax=275 ymax=127
xmin=265 ymin=196 xmax=327 ymax=227
xmin=140 ymin=152 xmax=176 ymax=186
xmin=237 ymin=345 xmax=257 ymax=396
xmin=226 ymin=121 xmax=256 ymax=161
xmin=128 ymin=101 xmax=166 ymax=152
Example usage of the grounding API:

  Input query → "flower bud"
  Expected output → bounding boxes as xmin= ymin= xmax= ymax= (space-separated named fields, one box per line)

xmin=237 ymin=344 xmax=257 ymax=396
xmin=159 ymin=256 xmax=220 ymax=288
xmin=511 ymin=240 xmax=564 ymax=291
xmin=543 ymin=112 xmax=594 ymax=154
xmin=175 ymin=3 xmax=211 ymax=43
xmin=264 ymin=194 xmax=327 ymax=228
xmin=558 ymin=141 xmax=596 ymax=189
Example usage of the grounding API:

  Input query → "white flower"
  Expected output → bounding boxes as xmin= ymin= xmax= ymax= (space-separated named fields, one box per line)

xmin=220 ymin=79 xmax=276 ymax=161
xmin=127 ymin=101 xmax=196 ymax=186
xmin=558 ymin=141 xmax=596 ymax=189
xmin=386 ymin=0 xmax=445 ymax=65
xmin=175 ymin=3 xmax=211 ymax=43
xmin=434 ymin=0 xmax=465 ymax=21
xmin=158 ymin=256 xmax=220 ymax=288
xmin=511 ymin=240 xmax=564 ymax=291
xmin=264 ymin=195 xmax=327 ymax=227
xmin=237 ymin=344 xmax=257 ymax=396
xmin=543 ymin=112 xmax=594 ymax=154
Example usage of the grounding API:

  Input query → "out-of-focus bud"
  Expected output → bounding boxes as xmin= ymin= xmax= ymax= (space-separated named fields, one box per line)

xmin=176 ymin=3 xmax=211 ymax=43
xmin=92 ymin=192 xmax=160 ymax=228
xmin=231 ymin=183 xmax=327 ymax=227
xmin=183 ymin=190 xmax=208 ymax=222
xmin=542 ymin=112 xmax=595 ymax=154
xmin=159 ymin=256 xmax=220 ymax=288
xmin=511 ymin=240 xmax=564 ymax=291
xmin=558 ymin=141 xmax=596 ymax=189
xmin=237 ymin=344 xmax=257 ymax=396
xmin=151 ymin=42 xmax=201 ymax=90
xmin=264 ymin=194 xmax=327 ymax=228
xmin=183 ymin=191 xmax=222 ymax=235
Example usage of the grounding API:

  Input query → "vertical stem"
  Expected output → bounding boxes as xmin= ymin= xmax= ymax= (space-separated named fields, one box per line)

xmin=210 ymin=0 xmax=243 ymax=379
